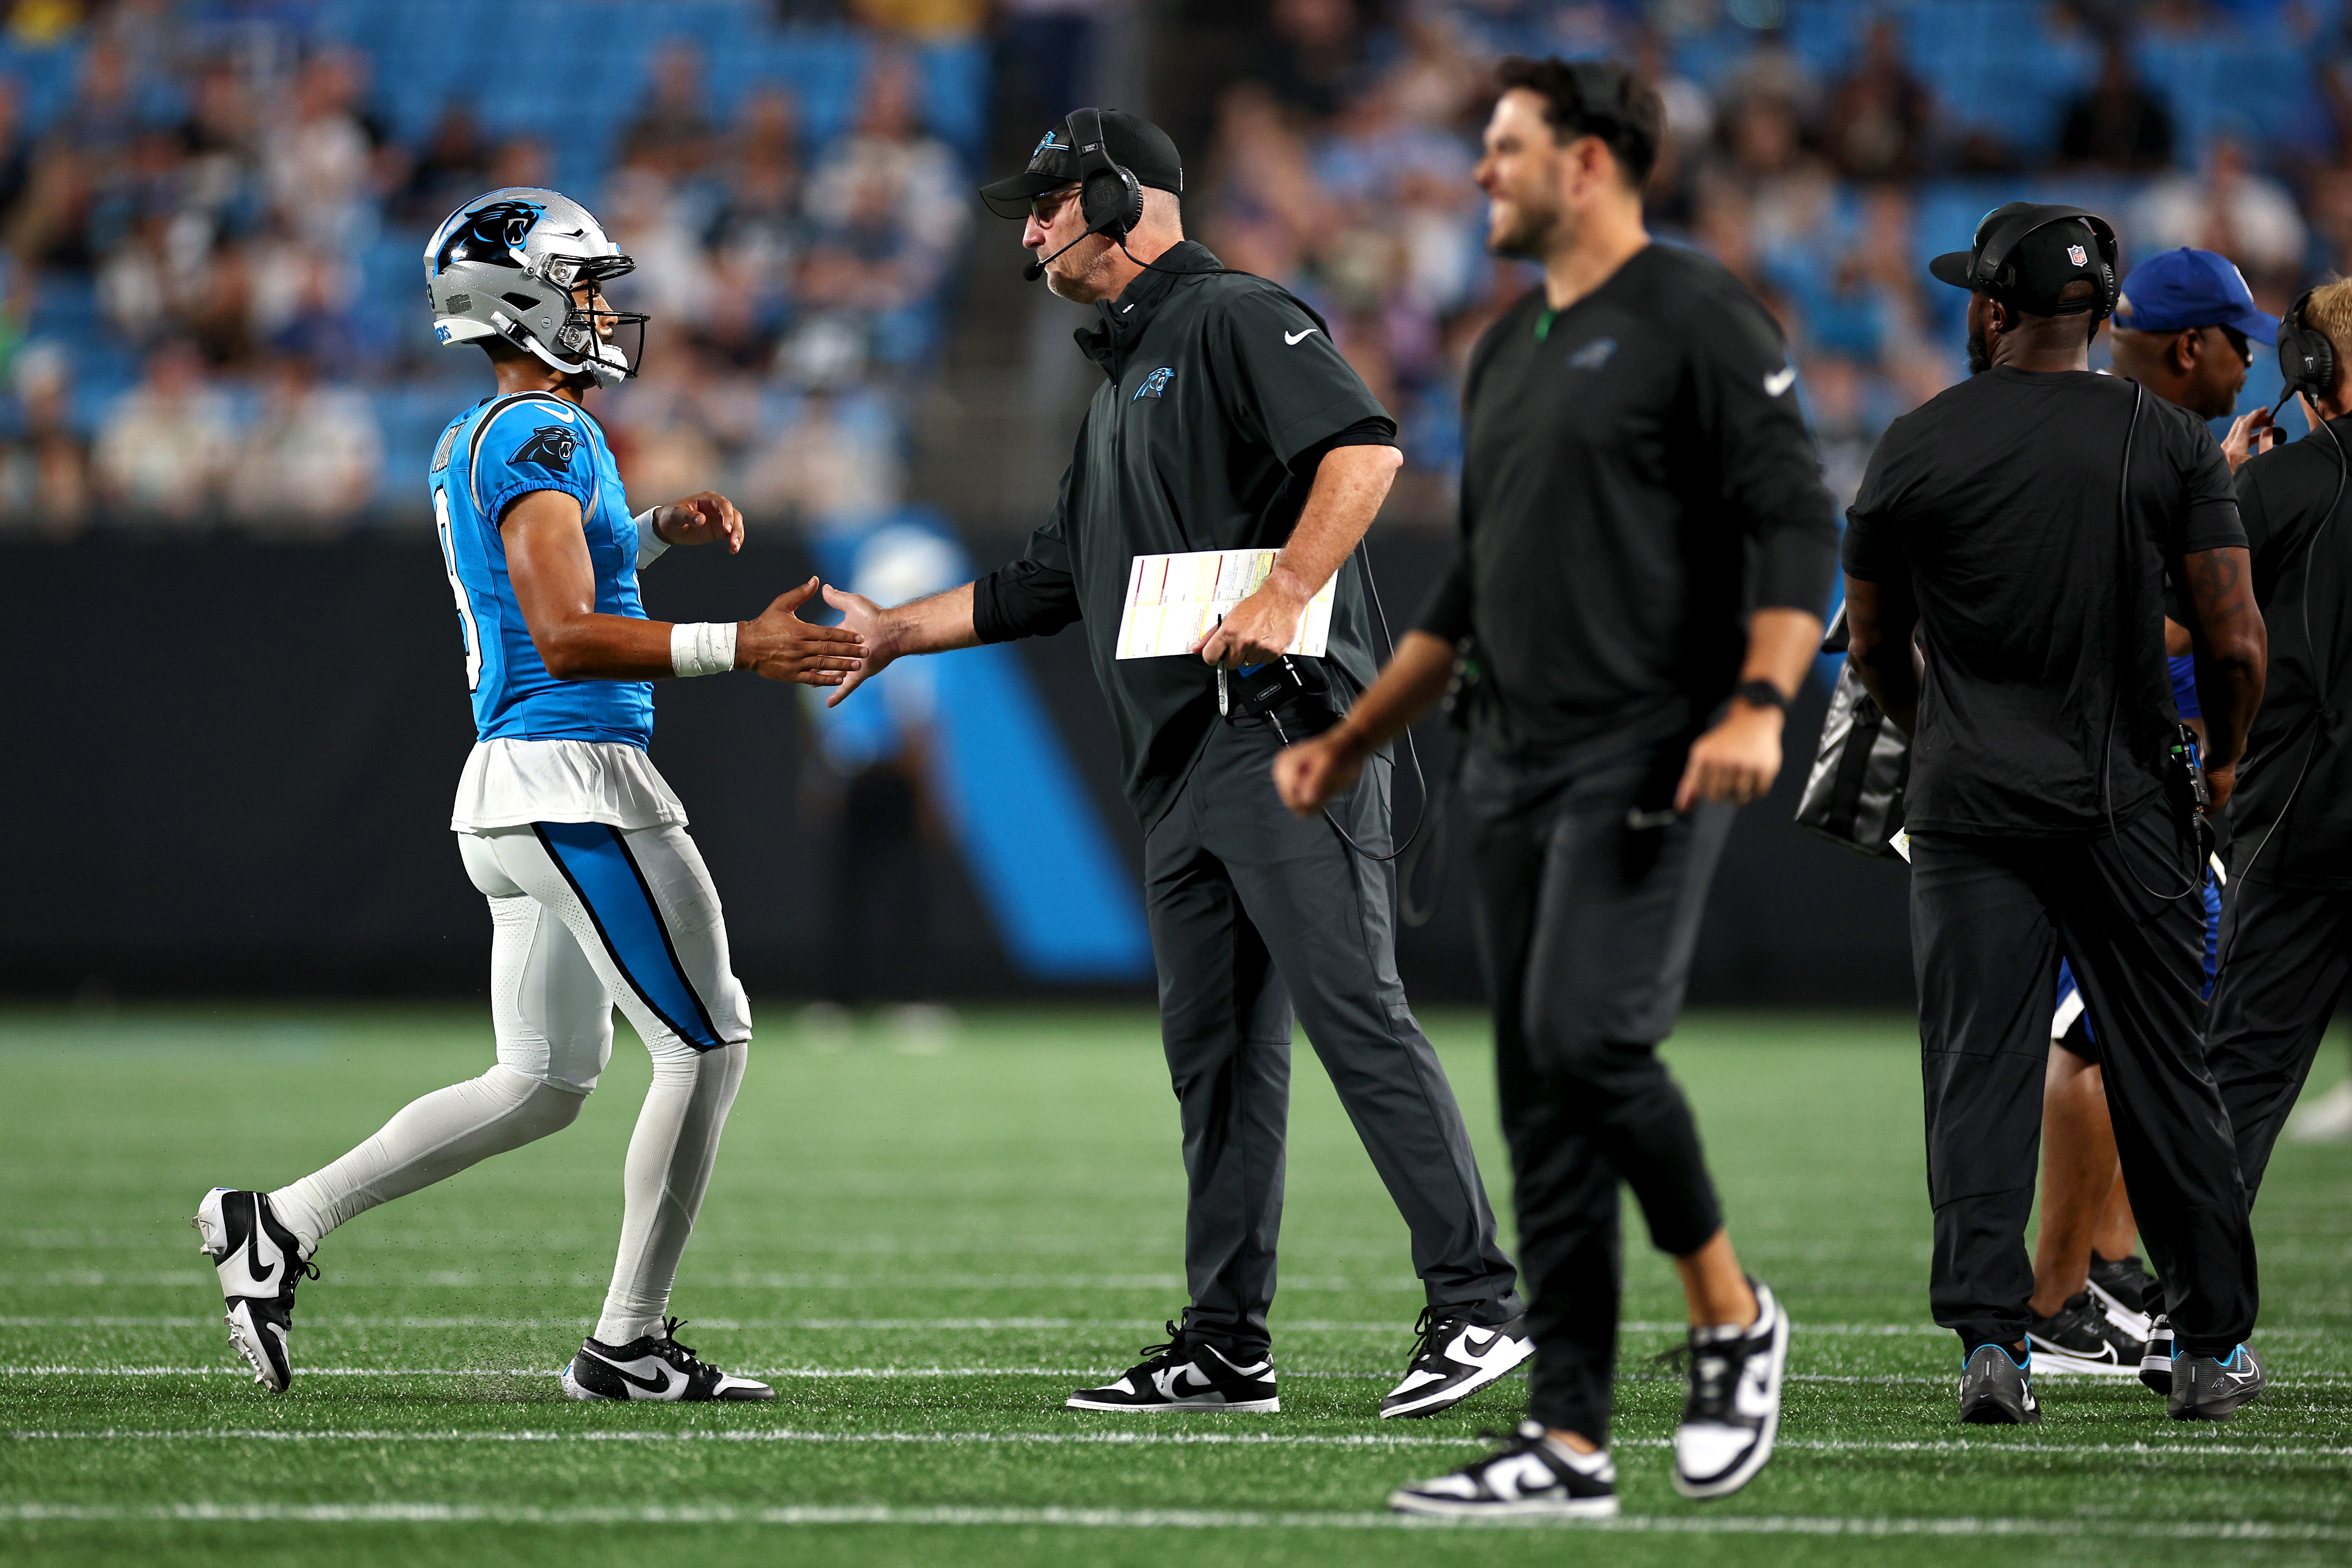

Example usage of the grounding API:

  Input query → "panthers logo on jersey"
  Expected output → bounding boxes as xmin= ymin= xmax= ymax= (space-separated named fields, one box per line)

xmin=435 ymin=199 xmax=546 ymax=274
xmin=513 ymin=424 xmax=580 ymax=474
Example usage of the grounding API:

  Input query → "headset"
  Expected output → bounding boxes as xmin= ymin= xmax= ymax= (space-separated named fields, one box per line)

xmin=2215 ymin=288 xmax=2349 ymax=957
xmin=1025 ymin=107 xmax=1212 ymax=282
xmin=1966 ymin=204 xmax=2123 ymax=321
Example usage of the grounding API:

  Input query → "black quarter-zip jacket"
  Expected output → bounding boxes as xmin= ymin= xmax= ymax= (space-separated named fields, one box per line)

xmin=972 ymin=240 xmax=1393 ymax=828
xmin=1418 ymin=244 xmax=1838 ymax=759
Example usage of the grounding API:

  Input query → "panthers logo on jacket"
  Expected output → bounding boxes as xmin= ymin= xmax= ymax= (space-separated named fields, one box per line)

xmin=1133 ymin=366 xmax=1176 ymax=401
xmin=435 ymin=199 xmax=546 ymax=274
xmin=513 ymin=425 xmax=579 ymax=474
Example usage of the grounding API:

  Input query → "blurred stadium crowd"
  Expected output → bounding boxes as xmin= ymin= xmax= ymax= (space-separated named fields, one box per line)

xmin=5 ymin=0 xmax=2352 ymax=535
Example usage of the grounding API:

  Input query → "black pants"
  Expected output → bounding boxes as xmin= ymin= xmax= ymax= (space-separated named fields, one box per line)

xmin=2205 ymin=873 xmax=2352 ymax=1202
xmin=1143 ymin=720 xmax=1521 ymax=1353
xmin=1909 ymin=811 xmax=2257 ymax=1358
xmin=1460 ymin=734 xmax=1731 ymax=1444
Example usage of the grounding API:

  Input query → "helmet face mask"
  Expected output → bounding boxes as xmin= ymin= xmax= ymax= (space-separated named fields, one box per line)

xmin=426 ymin=188 xmax=650 ymax=387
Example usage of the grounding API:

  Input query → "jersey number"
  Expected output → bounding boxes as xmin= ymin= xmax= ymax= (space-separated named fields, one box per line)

xmin=433 ymin=485 xmax=483 ymax=692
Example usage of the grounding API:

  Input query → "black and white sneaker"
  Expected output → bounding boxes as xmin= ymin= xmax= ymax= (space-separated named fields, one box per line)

xmin=2087 ymin=1250 xmax=2157 ymax=1341
xmin=1957 ymin=1343 xmax=2041 ymax=1424
xmin=1065 ymin=1322 xmax=1278 ymax=1413
xmin=562 ymin=1318 xmax=774 ymax=1401
xmin=191 ymin=1188 xmax=316 ymax=1394
xmin=1379 ymin=1308 xmax=1533 ymax=1419
xmin=2028 ymin=1290 xmax=2146 ymax=1376
xmin=2169 ymin=1342 xmax=2265 ymax=1421
xmin=1388 ymin=1419 xmax=1617 ymax=1519
xmin=1671 ymin=1277 xmax=1790 ymax=1500
xmin=2140 ymin=1314 xmax=2176 ymax=1396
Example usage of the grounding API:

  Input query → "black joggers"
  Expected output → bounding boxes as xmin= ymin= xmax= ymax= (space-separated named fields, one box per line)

xmin=1909 ymin=808 xmax=2257 ymax=1359
xmin=1460 ymin=732 xmax=1733 ymax=1446
xmin=2205 ymin=872 xmax=2352 ymax=1203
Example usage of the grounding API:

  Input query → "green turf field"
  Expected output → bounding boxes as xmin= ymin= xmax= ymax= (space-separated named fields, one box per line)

xmin=0 ymin=1003 xmax=2346 ymax=1567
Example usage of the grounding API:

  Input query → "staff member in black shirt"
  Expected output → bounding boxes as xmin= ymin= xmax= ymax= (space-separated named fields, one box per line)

xmin=825 ymin=110 xmax=1528 ymax=1421
xmin=2208 ymin=279 xmax=2352 ymax=1210
xmin=1841 ymin=204 xmax=2267 ymax=1424
xmin=1280 ymin=59 xmax=1834 ymax=1517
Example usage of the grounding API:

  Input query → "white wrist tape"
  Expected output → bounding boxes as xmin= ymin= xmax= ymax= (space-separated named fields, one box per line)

xmin=670 ymin=621 xmax=737 ymax=678
xmin=634 ymin=508 xmax=670 ymax=570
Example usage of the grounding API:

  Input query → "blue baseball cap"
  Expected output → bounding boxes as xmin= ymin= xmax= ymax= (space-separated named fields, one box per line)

xmin=2113 ymin=248 xmax=2279 ymax=343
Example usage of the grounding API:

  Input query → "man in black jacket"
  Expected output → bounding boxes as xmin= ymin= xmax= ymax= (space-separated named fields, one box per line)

xmin=1842 ymin=203 xmax=2268 ymax=1425
xmin=2208 ymin=277 xmax=2352 ymax=1209
xmin=1280 ymin=59 xmax=1832 ymax=1516
xmin=824 ymin=110 xmax=1527 ymax=1422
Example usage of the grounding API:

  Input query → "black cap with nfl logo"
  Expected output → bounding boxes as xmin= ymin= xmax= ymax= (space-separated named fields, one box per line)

xmin=980 ymin=111 xmax=1185 ymax=218
xmin=1929 ymin=201 xmax=2114 ymax=319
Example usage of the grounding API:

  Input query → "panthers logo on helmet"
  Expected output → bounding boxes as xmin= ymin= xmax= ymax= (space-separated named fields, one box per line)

xmin=513 ymin=425 xmax=579 ymax=474
xmin=436 ymin=199 xmax=546 ymax=274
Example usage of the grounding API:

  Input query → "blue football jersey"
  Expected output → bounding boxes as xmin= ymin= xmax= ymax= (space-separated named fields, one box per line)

xmin=429 ymin=391 xmax=653 ymax=746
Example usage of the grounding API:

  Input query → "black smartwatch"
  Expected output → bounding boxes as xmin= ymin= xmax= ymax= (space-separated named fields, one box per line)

xmin=1733 ymin=679 xmax=1790 ymax=712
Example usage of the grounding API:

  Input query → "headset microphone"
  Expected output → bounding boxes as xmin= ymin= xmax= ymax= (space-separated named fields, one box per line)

xmin=1024 ymin=231 xmax=1088 ymax=282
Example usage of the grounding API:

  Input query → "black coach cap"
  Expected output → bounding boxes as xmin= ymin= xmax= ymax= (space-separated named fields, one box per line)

xmin=1929 ymin=202 xmax=2111 ymax=317
xmin=980 ymin=110 xmax=1184 ymax=218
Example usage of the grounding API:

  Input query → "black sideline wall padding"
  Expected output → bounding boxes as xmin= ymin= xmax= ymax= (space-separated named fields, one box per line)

xmin=2 ymin=535 xmax=1914 ymax=1006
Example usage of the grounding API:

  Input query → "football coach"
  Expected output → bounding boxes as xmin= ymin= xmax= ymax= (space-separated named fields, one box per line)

xmin=1280 ymin=58 xmax=1833 ymax=1516
xmin=821 ymin=108 xmax=1527 ymax=1420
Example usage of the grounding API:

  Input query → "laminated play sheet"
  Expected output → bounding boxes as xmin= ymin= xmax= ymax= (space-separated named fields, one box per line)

xmin=1115 ymin=549 xmax=1334 ymax=659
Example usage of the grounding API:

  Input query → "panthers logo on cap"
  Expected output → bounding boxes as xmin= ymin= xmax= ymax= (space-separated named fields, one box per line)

xmin=513 ymin=425 xmax=579 ymax=473
xmin=436 ymin=199 xmax=546 ymax=274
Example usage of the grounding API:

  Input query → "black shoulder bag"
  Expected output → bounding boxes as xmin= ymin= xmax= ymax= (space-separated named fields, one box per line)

xmin=1794 ymin=604 xmax=1910 ymax=857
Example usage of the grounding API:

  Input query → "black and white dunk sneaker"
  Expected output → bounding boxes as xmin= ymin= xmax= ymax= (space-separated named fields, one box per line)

xmin=2140 ymin=1314 xmax=2176 ymax=1396
xmin=2169 ymin=1342 xmax=2265 ymax=1421
xmin=1388 ymin=1419 xmax=1618 ymax=1519
xmin=2027 ymin=1290 xmax=2146 ymax=1376
xmin=1066 ymin=1322 xmax=1279 ymax=1413
xmin=1379 ymin=1308 xmax=1533 ymax=1419
xmin=191 ymin=1188 xmax=317 ymax=1394
xmin=1671 ymin=1277 xmax=1790 ymax=1500
xmin=1957 ymin=1343 xmax=2041 ymax=1424
xmin=2087 ymin=1250 xmax=2157 ymax=1341
xmin=562 ymin=1318 xmax=774 ymax=1401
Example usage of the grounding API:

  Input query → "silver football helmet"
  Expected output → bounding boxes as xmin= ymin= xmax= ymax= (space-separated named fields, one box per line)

xmin=424 ymin=188 xmax=647 ymax=387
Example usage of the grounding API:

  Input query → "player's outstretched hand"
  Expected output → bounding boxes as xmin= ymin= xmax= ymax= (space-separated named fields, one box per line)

xmin=740 ymin=577 xmax=863 ymax=686
xmin=1273 ymin=727 xmax=1366 ymax=817
xmin=817 ymin=584 xmax=902 ymax=708
xmin=655 ymin=492 xmax=746 ymax=553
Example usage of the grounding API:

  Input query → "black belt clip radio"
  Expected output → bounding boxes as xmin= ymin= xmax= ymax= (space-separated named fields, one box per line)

xmin=2166 ymin=720 xmax=2214 ymax=853
xmin=1217 ymin=655 xmax=1340 ymax=743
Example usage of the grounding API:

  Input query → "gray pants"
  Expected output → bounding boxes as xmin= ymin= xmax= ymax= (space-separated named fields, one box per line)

xmin=1142 ymin=718 xmax=1522 ymax=1353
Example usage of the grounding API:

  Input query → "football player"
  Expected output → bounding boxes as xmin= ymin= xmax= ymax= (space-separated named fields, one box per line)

xmin=191 ymin=188 xmax=861 ymax=1400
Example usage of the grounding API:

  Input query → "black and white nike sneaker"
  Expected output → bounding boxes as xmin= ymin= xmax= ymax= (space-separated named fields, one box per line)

xmin=2140 ymin=1314 xmax=2176 ymax=1396
xmin=1388 ymin=1419 xmax=1617 ymax=1519
xmin=191 ymin=1188 xmax=317 ymax=1394
xmin=2169 ymin=1342 xmax=2265 ymax=1421
xmin=1957 ymin=1343 xmax=2041 ymax=1424
xmin=1671 ymin=1277 xmax=1790 ymax=1500
xmin=1379 ymin=1308 xmax=1533 ymax=1419
xmin=2027 ymin=1290 xmax=2146 ymax=1376
xmin=2087 ymin=1250 xmax=2157 ymax=1341
xmin=562 ymin=1318 xmax=774 ymax=1401
xmin=1065 ymin=1322 xmax=1279 ymax=1413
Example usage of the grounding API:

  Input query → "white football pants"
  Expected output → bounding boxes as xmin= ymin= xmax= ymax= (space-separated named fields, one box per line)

xmin=269 ymin=822 xmax=751 ymax=1345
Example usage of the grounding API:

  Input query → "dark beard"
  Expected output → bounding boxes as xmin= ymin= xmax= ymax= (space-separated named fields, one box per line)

xmin=1967 ymin=331 xmax=1992 ymax=375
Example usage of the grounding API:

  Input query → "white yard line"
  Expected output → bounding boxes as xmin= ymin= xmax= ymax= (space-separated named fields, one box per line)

xmin=8 ymin=1428 xmax=2348 ymax=1460
xmin=0 ymin=1501 xmax=2346 ymax=1540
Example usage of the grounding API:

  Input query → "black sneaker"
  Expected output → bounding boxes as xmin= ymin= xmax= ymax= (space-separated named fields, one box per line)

xmin=2087 ymin=1250 xmax=2157 ymax=1340
xmin=1066 ymin=1321 xmax=1278 ymax=1413
xmin=562 ymin=1318 xmax=774 ymax=1401
xmin=191 ymin=1188 xmax=318 ymax=1394
xmin=2140 ymin=1314 xmax=2176 ymax=1396
xmin=2027 ymin=1290 xmax=2146 ymax=1377
xmin=1671 ymin=1277 xmax=1790 ymax=1500
xmin=1379 ymin=1307 xmax=1533 ymax=1419
xmin=2169 ymin=1342 xmax=2265 ymax=1421
xmin=1957 ymin=1343 xmax=2041 ymax=1424
xmin=1388 ymin=1419 xmax=1618 ymax=1519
